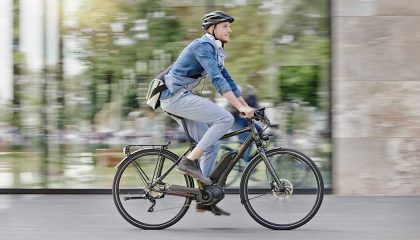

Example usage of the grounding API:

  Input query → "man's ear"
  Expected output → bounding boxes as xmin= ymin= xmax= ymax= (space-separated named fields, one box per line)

xmin=206 ymin=25 xmax=214 ymax=33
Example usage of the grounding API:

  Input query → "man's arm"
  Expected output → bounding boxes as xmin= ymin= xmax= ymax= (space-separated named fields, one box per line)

xmin=223 ymin=91 xmax=254 ymax=118
xmin=238 ymin=96 xmax=249 ymax=107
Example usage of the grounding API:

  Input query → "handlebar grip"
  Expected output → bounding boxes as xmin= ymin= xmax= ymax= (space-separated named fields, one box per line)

xmin=254 ymin=107 xmax=265 ymax=120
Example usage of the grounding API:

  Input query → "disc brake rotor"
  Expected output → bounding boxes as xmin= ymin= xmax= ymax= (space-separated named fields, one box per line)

xmin=272 ymin=179 xmax=293 ymax=199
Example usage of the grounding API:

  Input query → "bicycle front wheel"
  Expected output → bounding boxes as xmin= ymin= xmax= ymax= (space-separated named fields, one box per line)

xmin=112 ymin=149 xmax=193 ymax=230
xmin=240 ymin=148 xmax=324 ymax=230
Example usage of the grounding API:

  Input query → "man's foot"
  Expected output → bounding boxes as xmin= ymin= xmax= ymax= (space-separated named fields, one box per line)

xmin=196 ymin=204 xmax=231 ymax=216
xmin=177 ymin=157 xmax=212 ymax=185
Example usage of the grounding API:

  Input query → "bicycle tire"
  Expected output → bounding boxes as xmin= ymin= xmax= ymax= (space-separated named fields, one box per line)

xmin=112 ymin=148 xmax=194 ymax=230
xmin=240 ymin=148 xmax=324 ymax=230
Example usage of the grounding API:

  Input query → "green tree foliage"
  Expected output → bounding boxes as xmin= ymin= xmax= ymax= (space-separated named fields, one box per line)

xmin=71 ymin=0 xmax=184 ymax=121
xmin=225 ymin=5 xmax=267 ymax=85
xmin=278 ymin=66 xmax=319 ymax=107
xmin=122 ymin=89 xmax=140 ymax=117
xmin=272 ymin=0 xmax=330 ymax=109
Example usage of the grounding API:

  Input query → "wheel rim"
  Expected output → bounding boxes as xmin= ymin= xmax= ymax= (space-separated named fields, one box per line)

xmin=241 ymin=149 xmax=323 ymax=229
xmin=113 ymin=150 xmax=192 ymax=229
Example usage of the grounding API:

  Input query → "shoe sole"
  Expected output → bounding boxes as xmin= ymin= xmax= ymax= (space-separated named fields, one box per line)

xmin=176 ymin=169 xmax=188 ymax=175
xmin=195 ymin=208 xmax=221 ymax=215
xmin=195 ymin=209 xmax=226 ymax=216
xmin=176 ymin=169 xmax=200 ymax=179
xmin=176 ymin=169 xmax=212 ymax=185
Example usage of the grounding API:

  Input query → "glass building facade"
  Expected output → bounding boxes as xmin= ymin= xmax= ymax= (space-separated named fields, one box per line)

xmin=0 ymin=0 xmax=331 ymax=191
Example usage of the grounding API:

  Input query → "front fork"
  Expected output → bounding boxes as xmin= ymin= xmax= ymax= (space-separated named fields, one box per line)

xmin=256 ymin=147 xmax=286 ymax=192
xmin=249 ymin=121 xmax=285 ymax=192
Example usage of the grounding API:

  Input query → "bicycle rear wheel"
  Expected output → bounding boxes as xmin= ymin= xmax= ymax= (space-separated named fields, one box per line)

xmin=112 ymin=149 xmax=193 ymax=230
xmin=240 ymin=148 xmax=324 ymax=230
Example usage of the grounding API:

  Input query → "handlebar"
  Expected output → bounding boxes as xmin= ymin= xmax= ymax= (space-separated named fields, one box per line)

xmin=253 ymin=107 xmax=266 ymax=122
xmin=240 ymin=107 xmax=270 ymax=126
xmin=239 ymin=107 xmax=275 ymax=134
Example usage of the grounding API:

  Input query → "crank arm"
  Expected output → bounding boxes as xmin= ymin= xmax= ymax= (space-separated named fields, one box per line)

xmin=164 ymin=191 xmax=195 ymax=198
xmin=165 ymin=184 xmax=200 ymax=195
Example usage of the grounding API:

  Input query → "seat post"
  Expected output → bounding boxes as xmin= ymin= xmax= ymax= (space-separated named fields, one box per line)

xmin=166 ymin=112 xmax=196 ymax=147
xmin=179 ymin=118 xmax=196 ymax=147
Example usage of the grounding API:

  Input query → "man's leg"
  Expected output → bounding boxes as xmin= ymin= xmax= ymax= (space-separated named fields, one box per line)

xmin=163 ymin=92 xmax=233 ymax=184
xmin=163 ymin=92 xmax=234 ymax=152
xmin=182 ymin=120 xmax=220 ymax=177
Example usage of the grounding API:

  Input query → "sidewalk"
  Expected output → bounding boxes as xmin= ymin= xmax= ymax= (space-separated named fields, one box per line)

xmin=1 ymin=194 xmax=419 ymax=240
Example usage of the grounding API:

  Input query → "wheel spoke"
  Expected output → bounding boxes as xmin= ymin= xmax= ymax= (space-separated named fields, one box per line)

xmin=150 ymin=203 xmax=192 ymax=213
xmin=244 ymin=190 xmax=272 ymax=202
xmin=132 ymin=160 xmax=150 ymax=185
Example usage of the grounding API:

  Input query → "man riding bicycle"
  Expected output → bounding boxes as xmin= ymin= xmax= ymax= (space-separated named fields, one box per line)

xmin=159 ymin=11 xmax=254 ymax=216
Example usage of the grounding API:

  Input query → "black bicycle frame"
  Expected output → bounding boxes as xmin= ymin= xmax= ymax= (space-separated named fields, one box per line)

xmin=213 ymin=120 xmax=283 ymax=189
xmin=151 ymin=117 xmax=283 ymax=191
xmin=213 ymin=124 xmax=255 ymax=186
xmin=149 ymin=124 xmax=252 ymax=187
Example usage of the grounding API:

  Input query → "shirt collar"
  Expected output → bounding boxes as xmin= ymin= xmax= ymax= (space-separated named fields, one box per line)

xmin=204 ymin=33 xmax=223 ymax=49
xmin=205 ymin=33 xmax=215 ymax=41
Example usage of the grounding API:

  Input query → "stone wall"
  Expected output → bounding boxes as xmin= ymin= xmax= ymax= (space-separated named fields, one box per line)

xmin=332 ymin=0 xmax=420 ymax=194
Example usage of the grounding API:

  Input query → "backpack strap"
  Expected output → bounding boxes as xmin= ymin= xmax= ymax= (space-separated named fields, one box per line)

xmin=151 ymin=84 xmax=167 ymax=96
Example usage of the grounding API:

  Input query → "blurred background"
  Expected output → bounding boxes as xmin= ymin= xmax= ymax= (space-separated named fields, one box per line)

xmin=0 ymin=0 xmax=331 ymax=191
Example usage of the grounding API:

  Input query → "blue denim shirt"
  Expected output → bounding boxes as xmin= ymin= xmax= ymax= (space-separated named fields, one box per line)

xmin=160 ymin=34 xmax=241 ymax=99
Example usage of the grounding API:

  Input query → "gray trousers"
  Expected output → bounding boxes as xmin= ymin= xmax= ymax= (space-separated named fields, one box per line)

xmin=161 ymin=89 xmax=234 ymax=176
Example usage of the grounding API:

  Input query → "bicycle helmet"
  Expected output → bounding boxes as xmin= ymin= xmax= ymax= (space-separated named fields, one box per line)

xmin=201 ymin=11 xmax=234 ymax=30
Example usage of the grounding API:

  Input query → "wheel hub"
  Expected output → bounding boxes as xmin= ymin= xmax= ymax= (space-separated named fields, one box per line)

xmin=272 ymin=179 xmax=293 ymax=199
xmin=145 ymin=183 xmax=166 ymax=198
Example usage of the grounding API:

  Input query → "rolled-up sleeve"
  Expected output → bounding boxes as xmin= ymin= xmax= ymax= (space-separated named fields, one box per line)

xmin=194 ymin=42 xmax=232 ymax=95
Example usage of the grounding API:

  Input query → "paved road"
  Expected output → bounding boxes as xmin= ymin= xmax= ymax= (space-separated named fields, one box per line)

xmin=1 ymin=194 xmax=419 ymax=240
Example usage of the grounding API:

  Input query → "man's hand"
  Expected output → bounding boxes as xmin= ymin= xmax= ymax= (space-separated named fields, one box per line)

xmin=223 ymin=91 xmax=254 ymax=118
xmin=239 ymin=106 xmax=254 ymax=119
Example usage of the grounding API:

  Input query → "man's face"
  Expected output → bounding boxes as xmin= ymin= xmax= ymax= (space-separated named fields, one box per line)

xmin=213 ymin=22 xmax=232 ymax=43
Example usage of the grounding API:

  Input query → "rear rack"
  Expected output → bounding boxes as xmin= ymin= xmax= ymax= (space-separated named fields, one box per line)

xmin=115 ymin=141 xmax=172 ymax=169
xmin=123 ymin=141 xmax=171 ymax=156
